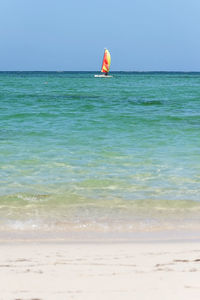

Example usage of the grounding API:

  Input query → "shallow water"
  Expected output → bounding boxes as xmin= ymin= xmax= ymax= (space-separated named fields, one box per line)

xmin=1 ymin=72 xmax=200 ymax=231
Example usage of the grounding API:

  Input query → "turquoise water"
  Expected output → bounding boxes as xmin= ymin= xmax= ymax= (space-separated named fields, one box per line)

xmin=1 ymin=72 xmax=200 ymax=231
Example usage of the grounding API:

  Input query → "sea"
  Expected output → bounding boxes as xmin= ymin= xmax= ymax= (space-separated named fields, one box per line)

xmin=1 ymin=71 xmax=200 ymax=235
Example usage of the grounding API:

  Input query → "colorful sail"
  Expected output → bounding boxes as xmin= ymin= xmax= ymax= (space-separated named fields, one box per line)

xmin=101 ymin=49 xmax=111 ymax=73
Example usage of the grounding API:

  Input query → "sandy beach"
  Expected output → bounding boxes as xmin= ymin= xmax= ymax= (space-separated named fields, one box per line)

xmin=1 ymin=233 xmax=200 ymax=300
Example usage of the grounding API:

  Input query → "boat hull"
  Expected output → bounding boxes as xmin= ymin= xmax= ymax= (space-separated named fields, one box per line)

xmin=94 ymin=75 xmax=113 ymax=78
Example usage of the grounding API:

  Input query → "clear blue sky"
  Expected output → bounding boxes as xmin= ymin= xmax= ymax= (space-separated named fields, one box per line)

xmin=1 ymin=0 xmax=200 ymax=71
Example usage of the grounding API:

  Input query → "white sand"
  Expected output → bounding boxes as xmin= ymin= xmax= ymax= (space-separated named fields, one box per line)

xmin=0 ymin=239 xmax=200 ymax=300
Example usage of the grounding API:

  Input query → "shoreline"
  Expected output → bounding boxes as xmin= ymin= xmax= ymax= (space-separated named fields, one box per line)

xmin=0 ymin=227 xmax=200 ymax=243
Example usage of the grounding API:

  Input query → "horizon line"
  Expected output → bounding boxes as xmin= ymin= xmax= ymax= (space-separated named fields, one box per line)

xmin=1 ymin=70 xmax=200 ymax=73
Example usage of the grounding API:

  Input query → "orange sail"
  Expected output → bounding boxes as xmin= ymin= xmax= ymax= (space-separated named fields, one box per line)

xmin=101 ymin=49 xmax=111 ymax=73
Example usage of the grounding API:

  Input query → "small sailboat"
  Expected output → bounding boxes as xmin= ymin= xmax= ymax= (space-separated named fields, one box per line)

xmin=94 ymin=49 xmax=112 ymax=77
